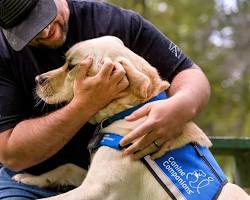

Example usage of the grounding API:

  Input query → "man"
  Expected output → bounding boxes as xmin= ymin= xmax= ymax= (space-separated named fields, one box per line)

xmin=0 ymin=0 xmax=210 ymax=199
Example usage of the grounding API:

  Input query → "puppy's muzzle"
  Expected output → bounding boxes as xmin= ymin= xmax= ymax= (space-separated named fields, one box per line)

xmin=35 ymin=75 xmax=47 ymax=86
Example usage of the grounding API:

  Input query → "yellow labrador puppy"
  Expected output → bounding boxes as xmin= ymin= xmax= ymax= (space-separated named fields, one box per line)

xmin=13 ymin=36 xmax=249 ymax=200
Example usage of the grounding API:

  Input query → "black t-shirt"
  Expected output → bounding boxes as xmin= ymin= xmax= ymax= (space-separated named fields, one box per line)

xmin=0 ymin=0 xmax=193 ymax=174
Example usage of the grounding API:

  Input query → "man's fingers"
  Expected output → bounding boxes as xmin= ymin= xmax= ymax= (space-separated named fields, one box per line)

xmin=115 ymin=91 xmax=129 ymax=99
xmin=111 ymin=62 xmax=126 ymax=82
xmin=132 ymin=143 xmax=158 ymax=160
xmin=75 ymin=56 xmax=93 ymax=80
xmin=118 ymin=77 xmax=129 ymax=91
xmin=125 ymin=104 xmax=151 ymax=121
xmin=123 ymin=131 xmax=163 ymax=159
xmin=150 ymin=140 xmax=174 ymax=160
xmin=97 ymin=57 xmax=115 ymax=78
xmin=120 ymin=121 xmax=153 ymax=147
xmin=123 ymin=132 xmax=158 ymax=156
xmin=122 ymin=135 xmax=148 ymax=156
xmin=132 ymin=131 xmax=161 ymax=152
xmin=130 ymin=138 xmax=173 ymax=160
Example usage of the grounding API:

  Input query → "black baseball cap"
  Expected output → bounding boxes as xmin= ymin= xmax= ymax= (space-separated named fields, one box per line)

xmin=0 ymin=0 xmax=57 ymax=51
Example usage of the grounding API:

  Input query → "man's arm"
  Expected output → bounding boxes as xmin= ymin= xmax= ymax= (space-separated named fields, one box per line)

xmin=120 ymin=64 xmax=210 ymax=159
xmin=0 ymin=101 xmax=94 ymax=172
xmin=0 ymin=57 xmax=128 ymax=171
xmin=168 ymin=64 xmax=210 ymax=121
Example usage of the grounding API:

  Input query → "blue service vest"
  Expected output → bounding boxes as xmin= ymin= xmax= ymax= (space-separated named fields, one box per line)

xmin=88 ymin=92 xmax=227 ymax=200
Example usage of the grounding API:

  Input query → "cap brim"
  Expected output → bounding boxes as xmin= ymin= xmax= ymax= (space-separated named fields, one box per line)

xmin=2 ymin=0 xmax=57 ymax=51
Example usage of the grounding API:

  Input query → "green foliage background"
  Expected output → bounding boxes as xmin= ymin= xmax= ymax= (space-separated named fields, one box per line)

xmin=103 ymin=0 xmax=250 ymax=137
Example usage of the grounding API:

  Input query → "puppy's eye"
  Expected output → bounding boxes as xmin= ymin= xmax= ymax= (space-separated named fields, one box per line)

xmin=68 ymin=63 xmax=75 ymax=71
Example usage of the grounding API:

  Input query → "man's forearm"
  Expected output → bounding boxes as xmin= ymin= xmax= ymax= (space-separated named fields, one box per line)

xmin=168 ymin=64 xmax=211 ymax=121
xmin=0 ymin=99 xmax=98 ymax=171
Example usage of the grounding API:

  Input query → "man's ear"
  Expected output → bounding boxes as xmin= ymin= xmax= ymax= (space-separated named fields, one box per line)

xmin=116 ymin=57 xmax=151 ymax=99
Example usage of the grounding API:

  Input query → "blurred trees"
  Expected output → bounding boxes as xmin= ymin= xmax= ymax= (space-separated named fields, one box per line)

xmin=102 ymin=0 xmax=250 ymax=137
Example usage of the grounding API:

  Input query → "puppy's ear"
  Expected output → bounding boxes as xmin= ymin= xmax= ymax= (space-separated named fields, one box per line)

xmin=116 ymin=57 xmax=151 ymax=99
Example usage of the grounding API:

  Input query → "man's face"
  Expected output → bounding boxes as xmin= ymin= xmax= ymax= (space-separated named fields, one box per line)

xmin=29 ymin=0 xmax=69 ymax=49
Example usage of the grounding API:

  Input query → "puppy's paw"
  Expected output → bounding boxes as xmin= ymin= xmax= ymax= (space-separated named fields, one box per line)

xmin=12 ymin=173 xmax=47 ymax=188
xmin=12 ymin=173 xmax=34 ymax=183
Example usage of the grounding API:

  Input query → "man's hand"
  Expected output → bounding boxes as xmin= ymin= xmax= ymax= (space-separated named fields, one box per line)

xmin=72 ymin=56 xmax=129 ymax=112
xmin=119 ymin=94 xmax=187 ymax=160
xmin=119 ymin=65 xmax=210 ymax=160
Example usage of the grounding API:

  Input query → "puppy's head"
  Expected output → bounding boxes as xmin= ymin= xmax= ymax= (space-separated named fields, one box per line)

xmin=35 ymin=61 xmax=76 ymax=104
xmin=36 ymin=36 xmax=169 ymax=109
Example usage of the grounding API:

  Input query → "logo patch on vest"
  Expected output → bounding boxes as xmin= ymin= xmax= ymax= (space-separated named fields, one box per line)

xmin=143 ymin=144 xmax=227 ymax=200
xmin=162 ymin=157 xmax=214 ymax=195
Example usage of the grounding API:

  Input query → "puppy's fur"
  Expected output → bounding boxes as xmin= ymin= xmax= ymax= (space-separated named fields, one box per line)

xmin=13 ymin=36 xmax=250 ymax=200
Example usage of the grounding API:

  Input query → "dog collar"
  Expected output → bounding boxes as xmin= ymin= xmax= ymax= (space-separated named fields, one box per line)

xmin=94 ymin=132 xmax=123 ymax=150
xmin=87 ymin=91 xmax=167 ymax=151
xmin=102 ymin=91 xmax=167 ymax=128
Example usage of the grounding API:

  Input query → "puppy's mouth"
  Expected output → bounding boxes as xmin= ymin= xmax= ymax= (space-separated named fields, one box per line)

xmin=36 ymin=84 xmax=56 ymax=102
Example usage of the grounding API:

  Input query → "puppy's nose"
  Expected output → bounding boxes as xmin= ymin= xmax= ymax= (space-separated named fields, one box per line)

xmin=35 ymin=75 xmax=46 ymax=85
